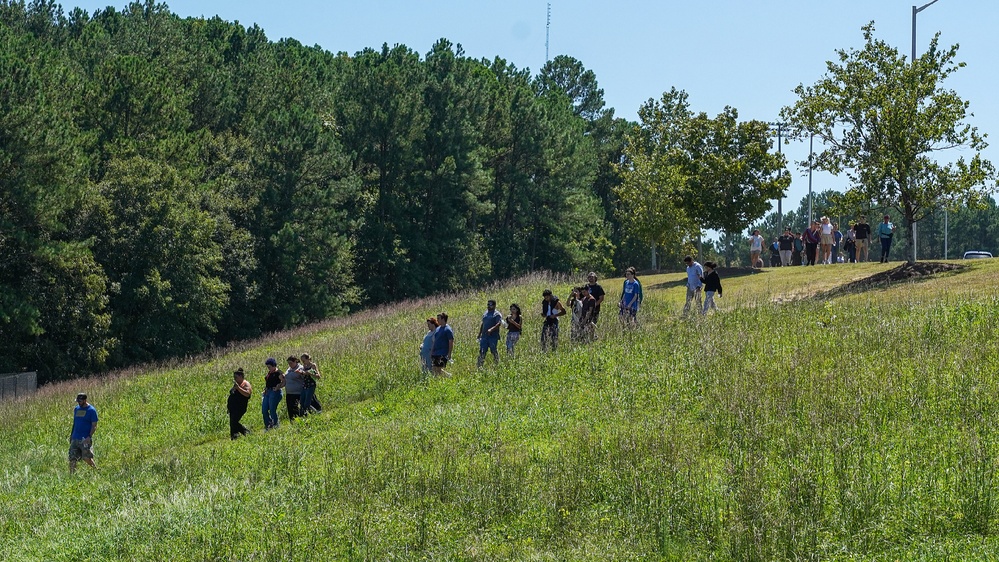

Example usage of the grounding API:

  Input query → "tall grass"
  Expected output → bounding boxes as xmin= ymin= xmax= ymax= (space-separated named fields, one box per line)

xmin=2 ymin=264 xmax=999 ymax=560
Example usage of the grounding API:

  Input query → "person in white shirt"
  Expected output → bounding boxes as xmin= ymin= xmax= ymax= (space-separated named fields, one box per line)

xmin=748 ymin=230 xmax=764 ymax=269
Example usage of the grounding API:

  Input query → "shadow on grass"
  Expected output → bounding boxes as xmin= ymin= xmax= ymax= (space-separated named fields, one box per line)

xmin=646 ymin=267 xmax=767 ymax=291
xmin=807 ymin=261 xmax=968 ymax=300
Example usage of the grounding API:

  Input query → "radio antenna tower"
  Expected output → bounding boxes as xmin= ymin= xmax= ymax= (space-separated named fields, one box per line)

xmin=545 ymin=3 xmax=551 ymax=62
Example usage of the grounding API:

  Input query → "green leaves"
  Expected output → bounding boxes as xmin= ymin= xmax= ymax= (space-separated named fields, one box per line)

xmin=619 ymin=88 xmax=789 ymax=253
xmin=781 ymin=23 xmax=997 ymax=263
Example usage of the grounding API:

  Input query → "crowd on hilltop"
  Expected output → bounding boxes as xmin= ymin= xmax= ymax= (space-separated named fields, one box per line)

xmin=751 ymin=214 xmax=898 ymax=268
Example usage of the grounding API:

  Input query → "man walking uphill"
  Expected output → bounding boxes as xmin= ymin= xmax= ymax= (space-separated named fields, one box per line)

xmin=69 ymin=393 xmax=98 ymax=473
xmin=682 ymin=256 xmax=703 ymax=317
xmin=477 ymin=300 xmax=503 ymax=367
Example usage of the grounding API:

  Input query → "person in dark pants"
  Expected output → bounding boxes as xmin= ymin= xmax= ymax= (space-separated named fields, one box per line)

xmin=284 ymin=356 xmax=306 ymax=421
xmin=585 ymin=272 xmax=606 ymax=324
xmin=299 ymin=353 xmax=322 ymax=415
xmin=877 ymin=214 xmax=896 ymax=263
xmin=261 ymin=358 xmax=284 ymax=430
xmin=228 ymin=368 xmax=252 ymax=439
xmin=540 ymin=289 xmax=566 ymax=351
xmin=804 ymin=221 xmax=821 ymax=265
xmin=477 ymin=299 xmax=503 ymax=367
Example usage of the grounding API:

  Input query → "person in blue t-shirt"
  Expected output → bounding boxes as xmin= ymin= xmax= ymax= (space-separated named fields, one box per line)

xmin=430 ymin=312 xmax=455 ymax=376
xmin=69 ymin=393 xmax=98 ymax=473
xmin=477 ymin=300 xmax=503 ymax=367
xmin=419 ymin=316 xmax=439 ymax=373
xmin=619 ymin=267 xmax=643 ymax=327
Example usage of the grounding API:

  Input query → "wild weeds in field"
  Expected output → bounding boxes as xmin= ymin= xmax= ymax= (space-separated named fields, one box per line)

xmin=3 ymin=266 xmax=999 ymax=559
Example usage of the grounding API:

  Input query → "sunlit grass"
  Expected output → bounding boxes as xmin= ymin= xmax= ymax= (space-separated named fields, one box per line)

xmin=2 ymin=261 xmax=999 ymax=560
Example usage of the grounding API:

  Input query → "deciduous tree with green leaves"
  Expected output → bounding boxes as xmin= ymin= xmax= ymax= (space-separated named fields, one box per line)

xmin=618 ymin=88 xmax=789 ymax=262
xmin=780 ymin=23 xmax=997 ymax=264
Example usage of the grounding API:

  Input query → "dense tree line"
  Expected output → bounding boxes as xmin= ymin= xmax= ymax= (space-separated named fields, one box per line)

xmin=0 ymin=0 xmax=643 ymax=381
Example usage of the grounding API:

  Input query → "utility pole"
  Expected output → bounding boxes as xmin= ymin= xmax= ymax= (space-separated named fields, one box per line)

xmin=910 ymin=0 xmax=942 ymax=262
xmin=770 ymin=122 xmax=788 ymax=233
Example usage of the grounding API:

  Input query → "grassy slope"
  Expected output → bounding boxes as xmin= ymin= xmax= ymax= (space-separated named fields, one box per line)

xmin=3 ymin=263 xmax=999 ymax=561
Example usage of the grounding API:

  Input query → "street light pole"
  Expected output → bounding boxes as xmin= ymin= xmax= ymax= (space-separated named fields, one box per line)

xmin=770 ymin=122 xmax=787 ymax=233
xmin=808 ymin=134 xmax=814 ymax=225
xmin=911 ymin=0 xmax=941 ymax=262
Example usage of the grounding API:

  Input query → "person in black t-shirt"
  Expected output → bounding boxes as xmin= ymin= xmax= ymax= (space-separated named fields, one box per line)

xmin=585 ymin=272 xmax=606 ymax=324
xmin=853 ymin=215 xmax=872 ymax=262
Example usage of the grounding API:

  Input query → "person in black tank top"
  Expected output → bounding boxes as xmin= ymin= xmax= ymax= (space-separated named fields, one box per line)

xmin=227 ymin=368 xmax=252 ymax=439
xmin=506 ymin=303 xmax=522 ymax=357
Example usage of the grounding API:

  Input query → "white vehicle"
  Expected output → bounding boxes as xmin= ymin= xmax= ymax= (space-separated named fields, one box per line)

xmin=963 ymin=250 xmax=993 ymax=259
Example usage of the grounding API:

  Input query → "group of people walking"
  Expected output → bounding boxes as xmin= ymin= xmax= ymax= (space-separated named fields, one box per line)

xmin=683 ymin=257 xmax=724 ymax=316
xmin=68 ymin=264 xmax=741 ymax=471
xmin=762 ymin=214 xmax=898 ymax=267
xmin=419 ymin=270 xmax=645 ymax=373
xmin=228 ymin=353 xmax=323 ymax=440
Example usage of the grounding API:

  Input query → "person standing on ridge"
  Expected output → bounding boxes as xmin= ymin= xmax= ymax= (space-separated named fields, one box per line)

xmin=854 ymin=215 xmax=871 ymax=262
xmin=877 ymin=214 xmax=897 ymax=263
xmin=749 ymin=229 xmax=764 ymax=268
xmin=69 ymin=393 xmax=98 ymax=473
xmin=420 ymin=316 xmax=439 ymax=372
xmin=778 ymin=228 xmax=795 ymax=267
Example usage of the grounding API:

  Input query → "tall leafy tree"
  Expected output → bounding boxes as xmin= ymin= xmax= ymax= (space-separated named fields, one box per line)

xmin=619 ymin=88 xmax=788 ymax=259
xmin=780 ymin=23 xmax=997 ymax=263
xmin=0 ymin=9 xmax=112 ymax=381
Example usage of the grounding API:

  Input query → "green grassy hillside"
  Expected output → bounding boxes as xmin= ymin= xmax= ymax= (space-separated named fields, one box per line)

xmin=3 ymin=261 xmax=999 ymax=561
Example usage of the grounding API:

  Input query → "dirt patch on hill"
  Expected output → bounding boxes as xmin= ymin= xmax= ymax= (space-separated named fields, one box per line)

xmin=821 ymin=261 xmax=967 ymax=297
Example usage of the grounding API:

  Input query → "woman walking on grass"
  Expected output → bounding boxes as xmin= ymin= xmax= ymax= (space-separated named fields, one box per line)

xmin=283 ymin=356 xmax=306 ymax=421
xmin=299 ymin=353 xmax=322 ymax=415
xmin=820 ymin=216 xmax=834 ymax=264
xmin=700 ymin=262 xmax=722 ymax=315
xmin=228 ymin=368 xmax=252 ymax=439
xmin=506 ymin=304 xmax=522 ymax=357
xmin=261 ymin=358 xmax=283 ymax=430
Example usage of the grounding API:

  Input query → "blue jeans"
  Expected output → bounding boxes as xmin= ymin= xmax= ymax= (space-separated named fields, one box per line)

xmin=262 ymin=388 xmax=282 ymax=428
xmin=880 ymin=236 xmax=893 ymax=261
xmin=300 ymin=386 xmax=316 ymax=416
xmin=477 ymin=337 xmax=499 ymax=366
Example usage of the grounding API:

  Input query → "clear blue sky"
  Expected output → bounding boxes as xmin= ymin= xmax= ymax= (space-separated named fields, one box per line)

xmin=70 ymin=0 xmax=999 ymax=217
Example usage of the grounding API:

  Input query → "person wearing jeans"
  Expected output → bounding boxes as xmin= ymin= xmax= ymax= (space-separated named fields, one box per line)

xmin=877 ymin=214 xmax=896 ymax=263
xmin=261 ymin=357 xmax=284 ymax=430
